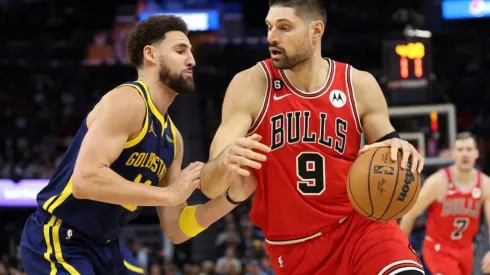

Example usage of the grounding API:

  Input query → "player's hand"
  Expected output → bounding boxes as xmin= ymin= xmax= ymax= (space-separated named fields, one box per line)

xmin=166 ymin=162 xmax=204 ymax=205
xmin=219 ymin=134 xmax=271 ymax=177
xmin=359 ymin=138 xmax=424 ymax=174
xmin=481 ymin=251 xmax=490 ymax=273
xmin=227 ymin=170 xmax=258 ymax=202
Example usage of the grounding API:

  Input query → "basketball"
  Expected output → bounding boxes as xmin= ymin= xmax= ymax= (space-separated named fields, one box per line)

xmin=347 ymin=147 xmax=421 ymax=221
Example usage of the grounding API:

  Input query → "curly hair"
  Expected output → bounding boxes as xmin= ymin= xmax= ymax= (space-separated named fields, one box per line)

xmin=126 ymin=15 xmax=188 ymax=68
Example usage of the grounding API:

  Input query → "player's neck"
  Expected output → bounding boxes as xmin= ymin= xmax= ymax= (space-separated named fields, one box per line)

xmin=137 ymin=73 xmax=176 ymax=115
xmin=452 ymin=166 xmax=475 ymax=185
xmin=283 ymin=51 xmax=328 ymax=93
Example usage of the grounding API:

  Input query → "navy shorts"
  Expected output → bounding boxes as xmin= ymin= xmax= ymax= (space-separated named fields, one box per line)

xmin=20 ymin=208 xmax=145 ymax=275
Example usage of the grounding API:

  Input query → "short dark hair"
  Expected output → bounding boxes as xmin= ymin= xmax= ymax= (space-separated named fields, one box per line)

xmin=269 ymin=0 xmax=326 ymax=24
xmin=455 ymin=131 xmax=478 ymax=145
xmin=126 ymin=15 xmax=188 ymax=68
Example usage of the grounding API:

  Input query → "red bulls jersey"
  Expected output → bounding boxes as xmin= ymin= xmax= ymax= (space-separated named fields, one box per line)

xmin=249 ymin=58 xmax=362 ymax=241
xmin=425 ymin=167 xmax=484 ymax=248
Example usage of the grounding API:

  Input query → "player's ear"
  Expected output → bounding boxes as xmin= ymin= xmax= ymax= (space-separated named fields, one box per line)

xmin=311 ymin=20 xmax=324 ymax=40
xmin=143 ymin=45 xmax=157 ymax=65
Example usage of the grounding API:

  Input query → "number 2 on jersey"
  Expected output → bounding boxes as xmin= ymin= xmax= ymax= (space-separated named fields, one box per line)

xmin=122 ymin=174 xmax=152 ymax=212
xmin=296 ymin=152 xmax=326 ymax=195
xmin=451 ymin=217 xmax=469 ymax=240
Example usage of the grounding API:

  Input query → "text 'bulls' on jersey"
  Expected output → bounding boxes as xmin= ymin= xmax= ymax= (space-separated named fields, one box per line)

xmin=249 ymin=58 xmax=363 ymax=241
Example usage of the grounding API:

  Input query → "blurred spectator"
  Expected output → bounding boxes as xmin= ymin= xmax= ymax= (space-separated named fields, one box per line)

xmin=215 ymin=247 xmax=241 ymax=275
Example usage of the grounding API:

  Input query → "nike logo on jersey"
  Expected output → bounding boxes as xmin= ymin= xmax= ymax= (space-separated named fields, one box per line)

xmin=273 ymin=94 xmax=291 ymax=101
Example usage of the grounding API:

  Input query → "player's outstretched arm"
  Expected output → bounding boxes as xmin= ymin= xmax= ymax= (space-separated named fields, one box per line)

xmin=72 ymin=86 xmax=197 ymax=206
xmin=157 ymin=129 xmax=255 ymax=244
xmin=399 ymin=171 xmax=444 ymax=237
xmin=200 ymin=65 xmax=270 ymax=199
xmin=354 ymin=69 xmax=424 ymax=174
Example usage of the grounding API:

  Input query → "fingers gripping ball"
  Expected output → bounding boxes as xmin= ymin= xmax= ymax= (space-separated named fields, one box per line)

xmin=347 ymin=147 xmax=421 ymax=221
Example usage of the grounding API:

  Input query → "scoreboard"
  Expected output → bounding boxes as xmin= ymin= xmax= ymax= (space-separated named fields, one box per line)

xmin=382 ymin=39 xmax=433 ymax=104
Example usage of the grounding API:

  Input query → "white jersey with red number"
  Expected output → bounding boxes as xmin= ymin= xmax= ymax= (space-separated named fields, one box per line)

xmin=249 ymin=58 xmax=363 ymax=241
xmin=425 ymin=167 xmax=484 ymax=248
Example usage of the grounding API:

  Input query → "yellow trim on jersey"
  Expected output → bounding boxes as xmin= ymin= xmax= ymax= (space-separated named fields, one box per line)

xmin=136 ymin=80 xmax=167 ymax=136
xmin=124 ymin=260 xmax=145 ymax=274
xmin=51 ymin=218 xmax=81 ymax=274
xmin=43 ymin=216 xmax=58 ymax=275
xmin=119 ymin=83 xmax=149 ymax=149
xmin=168 ymin=115 xmax=177 ymax=159
xmin=42 ymin=216 xmax=81 ymax=275
xmin=42 ymin=177 xmax=74 ymax=214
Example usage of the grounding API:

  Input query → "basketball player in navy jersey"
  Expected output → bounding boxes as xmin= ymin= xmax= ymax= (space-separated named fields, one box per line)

xmin=19 ymin=15 xmax=259 ymax=275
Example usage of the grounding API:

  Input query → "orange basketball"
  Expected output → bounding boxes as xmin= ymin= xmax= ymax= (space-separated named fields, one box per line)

xmin=347 ymin=147 xmax=421 ymax=221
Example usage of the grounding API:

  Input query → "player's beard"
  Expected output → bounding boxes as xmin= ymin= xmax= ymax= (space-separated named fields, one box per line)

xmin=158 ymin=62 xmax=194 ymax=95
xmin=270 ymin=41 xmax=313 ymax=70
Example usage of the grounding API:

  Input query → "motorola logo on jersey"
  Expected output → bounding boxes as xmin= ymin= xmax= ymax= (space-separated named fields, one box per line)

xmin=269 ymin=110 xmax=347 ymax=154
xmin=329 ymin=90 xmax=347 ymax=108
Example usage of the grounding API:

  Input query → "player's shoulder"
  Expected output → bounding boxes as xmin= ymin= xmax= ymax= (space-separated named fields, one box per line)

xmin=87 ymin=84 xmax=147 ymax=131
xmin=234 ymin=63 xmax=267 ymax=83
xmin=480 ymin=171 xmax=490 ymax=189
xmin=225 ymin=63 xmax=267 ymax=102
xmin=424 ymin=169 xmax=448 ymax=189
xmin=349 ymin=67 xmax=378 ymax=88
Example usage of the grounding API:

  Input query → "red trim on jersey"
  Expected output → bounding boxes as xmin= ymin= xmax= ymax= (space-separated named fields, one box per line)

xmin=345 ymin=65 xmax=363 ymax=134
xmin=378 ymin=261 xmax=424 ymax=275
xmin=278 ymin=58 xmax=335 ymax=98
xmin=444 ymin=167 xmax=453 ymax=183
xmin=248 ymin=61 xmax=272 ymax=134
xmin=476 ymin=170 xmax=482 ymax=188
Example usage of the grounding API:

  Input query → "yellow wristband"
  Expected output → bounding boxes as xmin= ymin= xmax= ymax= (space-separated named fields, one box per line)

xmin=178 ymin=205 xmax=206 ymax=237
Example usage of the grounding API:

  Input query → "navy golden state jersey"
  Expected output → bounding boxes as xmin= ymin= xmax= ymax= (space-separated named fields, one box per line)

xmin=36 ymin=80 xmax=176 ymax=243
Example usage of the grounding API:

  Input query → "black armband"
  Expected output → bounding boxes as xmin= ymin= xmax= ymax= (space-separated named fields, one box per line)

xmin=376 ymin=131 xmax=400 ymax=143
xmin=225 ymin=188 xmax=245 ymax=205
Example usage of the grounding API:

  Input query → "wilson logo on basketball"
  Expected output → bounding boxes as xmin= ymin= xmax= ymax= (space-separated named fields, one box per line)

xmin=397 ymin=161 xmax=415 ymax=202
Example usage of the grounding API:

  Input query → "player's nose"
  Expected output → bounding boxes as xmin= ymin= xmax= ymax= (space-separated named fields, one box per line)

xmin=267 ymin=29 xmax=279 ymax=45
xmin=186 ymin=53 xmax=196 ymax=68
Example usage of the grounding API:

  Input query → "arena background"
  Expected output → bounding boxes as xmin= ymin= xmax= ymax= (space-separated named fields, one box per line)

xmin=1 ymin=0 xmax=490 ymax=274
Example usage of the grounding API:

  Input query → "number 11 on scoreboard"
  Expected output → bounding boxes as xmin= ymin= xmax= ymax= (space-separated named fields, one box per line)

xmin=396 ymin=42 xmax=425 ymax=79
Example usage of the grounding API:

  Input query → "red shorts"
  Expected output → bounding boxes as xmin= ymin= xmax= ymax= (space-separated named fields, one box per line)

xmin=264 ymin=212 xmax=424 ymax=275
xmin=422 ymin=238 xmax=473 ymax=275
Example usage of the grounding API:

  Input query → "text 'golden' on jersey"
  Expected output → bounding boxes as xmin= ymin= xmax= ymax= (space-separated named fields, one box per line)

xmin=124 ymin=151 xmax=168 ymax=181
xmin=270 ymin=110 xmax=347 ymax=154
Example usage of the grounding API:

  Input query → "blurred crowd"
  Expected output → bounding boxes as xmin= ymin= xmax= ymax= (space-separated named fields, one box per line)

xmin=2 ymin=0 xmax=490 ymax=274
xmin=125 ymin=208 xmax=276 ymax=275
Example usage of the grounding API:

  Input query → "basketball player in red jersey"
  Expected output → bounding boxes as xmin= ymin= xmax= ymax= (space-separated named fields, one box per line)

xmin=400 ymin=132 xmax=490 ymax=275
xmin=199 ymin=0 xmax=425 ymax=274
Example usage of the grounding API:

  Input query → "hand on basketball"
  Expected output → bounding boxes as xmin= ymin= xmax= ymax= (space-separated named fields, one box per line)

xmin=359 ymin=138 xmax=424 ymax=174
xmin=219 ymin=134 xmax=271 ymax=177
xmin=481 ymin=251 xmax=490 ymax=273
